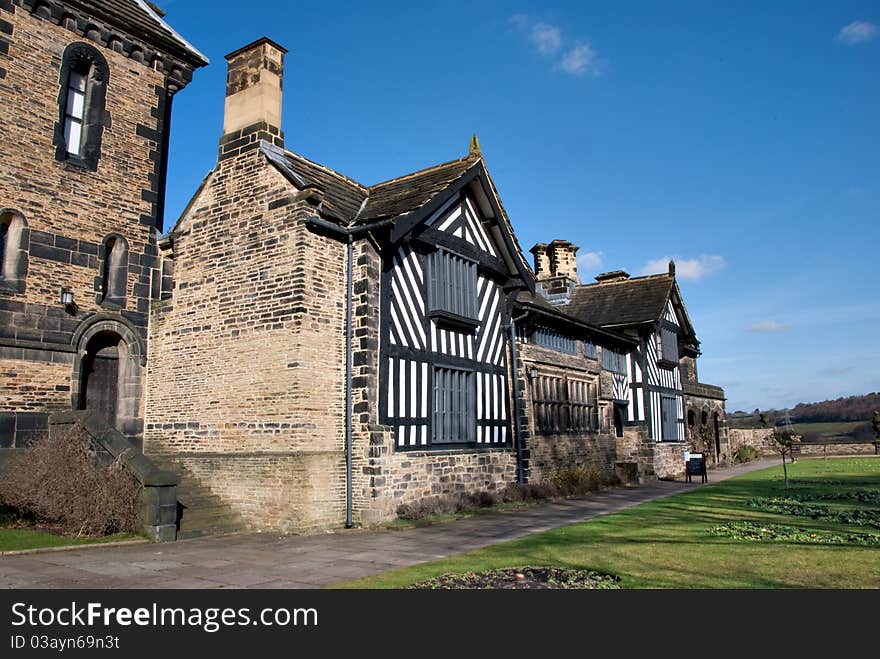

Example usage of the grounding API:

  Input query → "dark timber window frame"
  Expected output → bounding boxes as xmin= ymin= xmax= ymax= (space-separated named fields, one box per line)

xmin=660 ymin=394 xmax=680 ymax=442
xmin=531 ymin=326 xmax=578 ymax=355
xmin=584 ymin=340 xmax=598 ymax=361
xmin=532 ymin=373 xmax=596 ymax=435
xmin=602 ymin=347 xmax=627 ymax=375
xmin=427 ymin=247 xmax=479 ymax=332
xmin=432 ymin=365 xmax=476 ymax=444
xmin=55 ymin=42 xmax=110 ymax=172
xmin=658 ymin=325 xmax=679 ymax=368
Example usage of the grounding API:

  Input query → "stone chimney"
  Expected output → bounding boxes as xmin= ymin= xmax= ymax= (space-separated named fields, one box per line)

xmin=218 ymin=37 xmax=287 ymax=160
xmin=530 ymin=240 xmax=580 ymax=306
xmin=594 ymin=270 xmax=631 ymax=284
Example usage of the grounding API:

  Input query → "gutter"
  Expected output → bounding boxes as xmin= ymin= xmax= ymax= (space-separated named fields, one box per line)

xmin=304 ymin=215 xmax=393 ymax=529
xmin=514 ymin=300 xmax=637 ymax=349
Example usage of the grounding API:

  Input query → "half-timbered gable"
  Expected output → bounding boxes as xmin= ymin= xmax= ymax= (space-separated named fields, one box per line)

xmin=378 ymin=161 xmax=531 ymax=451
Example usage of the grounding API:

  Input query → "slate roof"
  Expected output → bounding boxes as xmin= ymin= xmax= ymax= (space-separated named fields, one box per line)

xmin=258 ymin=141 xmax=534 ymax=281
xmin=514 ymin=291 xmax=636 ymax=347
xmin=359 ymin=157 xmax=478 ymax=221
xmin=565 ymin=274 xmax=675 ymax=328
xmin=261 ymin=142 xmax=368 ymax=222
xmin=71 ymin=1 xmax=208 ymax=64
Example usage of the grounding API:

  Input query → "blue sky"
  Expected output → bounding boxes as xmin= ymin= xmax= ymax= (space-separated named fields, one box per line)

xmin=158 ymin=1 xmax=880 ymax=412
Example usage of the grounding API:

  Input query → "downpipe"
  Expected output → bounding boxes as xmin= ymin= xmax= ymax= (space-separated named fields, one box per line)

xmin=507 ymin=311 xmax=529 ymax=484
xmin=305 ymin=216 xmax=393 ymax=529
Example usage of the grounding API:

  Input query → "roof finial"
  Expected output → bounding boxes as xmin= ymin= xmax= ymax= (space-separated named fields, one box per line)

xmin=469 ymin=133 xmax=482 ymax=157
xmin=669 ymin=259 xmax=676 ymax=276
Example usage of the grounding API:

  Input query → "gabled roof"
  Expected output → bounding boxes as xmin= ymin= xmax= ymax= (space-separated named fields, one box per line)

xmin=360 ymin=157 xmax=478 ymax=222
xmin=258 ymin=141 xmax=535 ymax=286
xmin=566 ymin=273 xmax=675 ymax=328
xmin=564 ymin=272 xmax=699 ymax=346
xmin=70 ymin=1 xmax=208 ymax=65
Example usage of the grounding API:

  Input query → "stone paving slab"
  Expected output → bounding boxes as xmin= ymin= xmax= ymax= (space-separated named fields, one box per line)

xmin=0 ymin=460 xmax=773 ymax=589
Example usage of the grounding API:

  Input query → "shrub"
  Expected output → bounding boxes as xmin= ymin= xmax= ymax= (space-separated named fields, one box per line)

xmin=551 ymin=466 xmax=606 ymax=497
xmin=0 ymin=424 xmax=139 ymax=536
xmin=733 ymin=445 xmax=758 ymax=464
xmin=500 ymin=482 xmax=558 ymax=502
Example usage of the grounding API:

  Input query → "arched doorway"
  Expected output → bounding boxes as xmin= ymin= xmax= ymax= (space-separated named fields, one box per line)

xmin=78 ymin=330 xmax=125 ymax=426
xmin=713 ymin=412 xmax=721 ymax=461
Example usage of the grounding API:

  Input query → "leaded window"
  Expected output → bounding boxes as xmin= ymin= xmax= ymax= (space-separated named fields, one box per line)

xmin=584 ymin=340 xmax=597 ymax=360
xmin=532 ymin=374 xmax=596 ymax=434
xmin=531 ymin=327 xmax=577 ymax=355
xmin=602 ymin=348 xmax=627 ymax=375
xmin=55 ymin=42 xmax=109 ymax=171
xmin=432 ymin=366 xmax=475 ymax=443
xmin=64 ymin=68 xmax=88 ymax=156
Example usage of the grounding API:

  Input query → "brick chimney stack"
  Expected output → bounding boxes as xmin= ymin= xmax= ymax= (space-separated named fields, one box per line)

xmin=219 ymin=37 xmax=287 ymax=160
xmin=530 ymin=240 xmax=580 ymax=306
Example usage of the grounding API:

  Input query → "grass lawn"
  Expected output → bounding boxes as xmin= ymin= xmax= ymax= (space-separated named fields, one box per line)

xmin=337 ymin=457 xmax=880 ymax=589
xmin=0 ymin=528 xmax=139 ymax=552
xmin=788 ymin=421 xmax=865 ymax=436
xmin=0 ymin=510 xmax=139 ymax=552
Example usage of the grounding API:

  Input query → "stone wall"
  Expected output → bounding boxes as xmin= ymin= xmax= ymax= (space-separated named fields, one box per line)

xmin=362 ymin=429 xmax=517 ymax=523
xmin=175 ymin=452 xmax=345 ymax=533
xmin=797 ymin=441 xmax=877 ymax=456
xmin=515 ymin=339 xmax=618 ymax=483
xmin=0 ymin=3 xmax=199 ymax=447
xmin=650 ymin=441 xmax=688 ymax=480
xmin=683 ymin=390 xmax=729 ymax=465
xmin=728 ymin=428 xmax=777 ymax=457
xmin=145 ymin=146 xmax=350 ymax=531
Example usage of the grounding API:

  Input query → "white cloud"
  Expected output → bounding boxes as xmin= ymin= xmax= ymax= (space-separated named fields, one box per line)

xmin=530 ymin=22 xmax=562 ymax=55
xmin=511 ymin=15 xmax=601 ymax=77
xmin=749 ymin=321 xmax=790 ymax=333
xmin=576 ymin=250 xmax=603 ymax=273
xmin=559 ymin=43 xmax=600 ymax=76
xmin=836 ymin=20 xmax=879 ymax=45
xmin=639 ymin=255 xmax=725 ymax=281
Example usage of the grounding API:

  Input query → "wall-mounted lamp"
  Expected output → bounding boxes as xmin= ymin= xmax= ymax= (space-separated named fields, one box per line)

xmin=529 ymin=368 xmax=538 ymax=380
xmin=60 ymin=287 xmax=76 ymax=313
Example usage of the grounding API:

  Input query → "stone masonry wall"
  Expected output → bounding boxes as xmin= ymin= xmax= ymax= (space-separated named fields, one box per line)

xmin=728 ymin=428 xmax=777 ymax=457
xmin=0 ymin=4 xmax=184 ymax=447
xmin=353 ymin=236 xmax=517 ymax=524
xmin=651 ymin=441 xmax=687 ymax=480
xmin=516 ymin=339 xmax=618 ymax=483
xmin=145 ymin=147 xmax=349 ymax=531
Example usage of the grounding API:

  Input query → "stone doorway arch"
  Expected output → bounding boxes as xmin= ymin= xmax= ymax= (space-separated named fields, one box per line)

xmin=79 ymin=330 xmax=123 ymax=424
xmin=71 ymin=315 xmax=146 ymax=446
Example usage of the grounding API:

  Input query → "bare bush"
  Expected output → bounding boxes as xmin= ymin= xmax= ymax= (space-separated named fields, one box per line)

xmin=0 ymin=424 xmax=139 ymax=536
xmin=551 ymin=465 xmax=606 ymax=496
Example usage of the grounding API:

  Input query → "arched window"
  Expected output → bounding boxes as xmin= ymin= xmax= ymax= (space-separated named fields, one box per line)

xmin=99 ymin=234 xmax=128 ymax=308
xmin=0 ymin=210 xmax=28 ymax=293
xmin=55 ymin=42 xmax=109 ymax=171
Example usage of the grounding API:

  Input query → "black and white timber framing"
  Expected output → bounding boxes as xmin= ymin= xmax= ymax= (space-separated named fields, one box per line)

xmin=380 ymin=182 xmax=520 ymax=450
xmin=631 ymin=299 xmax=686 ymax=442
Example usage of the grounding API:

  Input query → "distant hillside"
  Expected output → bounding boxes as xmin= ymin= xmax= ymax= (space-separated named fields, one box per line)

xmin=729 ymin=392 xmax=879 ymax=442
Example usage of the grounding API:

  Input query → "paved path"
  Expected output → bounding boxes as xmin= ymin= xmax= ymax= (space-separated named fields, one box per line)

xmin=0 ymin=460 xmax=773 ymax=589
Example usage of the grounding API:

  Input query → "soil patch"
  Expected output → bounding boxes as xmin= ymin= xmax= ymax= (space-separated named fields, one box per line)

xmin=405 ymin=566 xmax=621 ymax=589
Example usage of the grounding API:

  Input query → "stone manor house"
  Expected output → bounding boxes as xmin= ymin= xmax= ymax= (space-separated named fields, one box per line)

xmin=0 ymin=2 xmax=728 ymax=537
